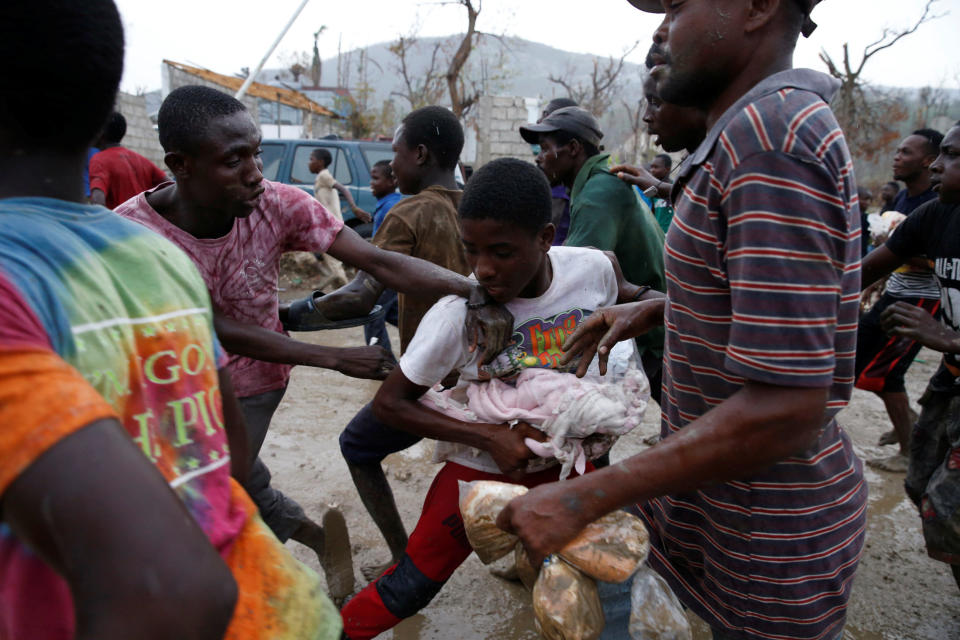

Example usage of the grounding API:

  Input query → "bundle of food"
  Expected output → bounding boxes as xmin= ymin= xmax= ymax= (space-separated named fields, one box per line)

xmin=533 ymin=556 xmax=605 ymax=640
xmin=558 ymin=510 xmax=650 ymax=583
xmin=458 ymin=480 xmax=528 ymax=564
xmin=628 ymin=565 xmax=692 ymax=640
xmin=460 ymin=481 xmax=664 ymax=640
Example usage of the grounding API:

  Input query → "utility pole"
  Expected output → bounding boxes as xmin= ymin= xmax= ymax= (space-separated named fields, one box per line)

xmin=235 ymin=0 xmax=311 ymax=100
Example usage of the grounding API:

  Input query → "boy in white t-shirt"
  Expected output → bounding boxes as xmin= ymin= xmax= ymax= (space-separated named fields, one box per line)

xmin=340 ymin=157 xmax=637 ymax=639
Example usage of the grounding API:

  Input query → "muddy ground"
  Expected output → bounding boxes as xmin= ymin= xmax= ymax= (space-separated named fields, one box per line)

xmin=263 ymin=302 xmax=960 ymax=639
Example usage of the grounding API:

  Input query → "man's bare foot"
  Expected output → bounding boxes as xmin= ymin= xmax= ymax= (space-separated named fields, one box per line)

xmin=866 ymin=453 xmax=909 ymax=473
xmin=290 ymin=510 xmax=356 ymax=606
xmin=877 ymin=430 xmax=898 ymax=446
xmin=320 ymin=510 xmax=355 ymax=605
xmin=361 ymin=559 xmax=397 ymax=582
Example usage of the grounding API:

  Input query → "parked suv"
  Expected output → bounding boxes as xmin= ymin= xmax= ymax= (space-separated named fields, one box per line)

xmin=260 ymin=137 xmax=394 ymax=237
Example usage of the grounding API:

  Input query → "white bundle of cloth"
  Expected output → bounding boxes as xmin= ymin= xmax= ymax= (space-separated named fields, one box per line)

xmin=421 ymin=365 xmax=649 ymax=479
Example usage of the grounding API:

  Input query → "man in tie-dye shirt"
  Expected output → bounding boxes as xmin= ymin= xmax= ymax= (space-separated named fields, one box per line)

xmin=0 ymin=1 xmax=340 ymax=638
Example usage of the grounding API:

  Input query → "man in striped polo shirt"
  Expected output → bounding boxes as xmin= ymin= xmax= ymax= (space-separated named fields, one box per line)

xmin=499 ymin=1 xmax=866 ymax=639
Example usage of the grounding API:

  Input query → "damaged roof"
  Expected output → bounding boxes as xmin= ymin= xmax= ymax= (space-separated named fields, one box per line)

xmin=163 ymin=60 xmax=340 ymax=119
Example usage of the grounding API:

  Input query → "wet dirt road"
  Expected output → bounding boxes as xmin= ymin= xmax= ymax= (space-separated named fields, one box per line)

xmin=264 ymin=323 xmax=959 ymax=639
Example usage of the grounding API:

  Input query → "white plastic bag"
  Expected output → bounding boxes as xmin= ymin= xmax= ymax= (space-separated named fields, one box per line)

xmin=628 ymin=565 xmax=691 ymax=640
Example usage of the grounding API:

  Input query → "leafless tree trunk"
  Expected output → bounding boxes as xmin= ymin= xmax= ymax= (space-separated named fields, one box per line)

xmin=819 ymin=0 xmax=944 ymax=161
xmin=445 ymin=0 xmax=481 ymax=118
xmin=548 ymin=42 xmax=639 ymax=118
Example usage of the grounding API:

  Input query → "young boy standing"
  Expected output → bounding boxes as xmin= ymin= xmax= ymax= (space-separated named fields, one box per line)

xmin=307 ymin=147 xmax=367 ymax=290
xmin=359 ymin=160 xmax=403 ymax=356
xmin=340 ymin=158 xmax=636 ymax=639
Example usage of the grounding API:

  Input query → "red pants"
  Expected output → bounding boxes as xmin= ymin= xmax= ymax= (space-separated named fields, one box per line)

xmin=341 ymin=461 xmax=589 ymax=639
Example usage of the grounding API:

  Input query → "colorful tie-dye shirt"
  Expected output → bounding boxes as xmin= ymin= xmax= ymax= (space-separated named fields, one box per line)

xmin=0 ymin=198 xmax=339 ymax=639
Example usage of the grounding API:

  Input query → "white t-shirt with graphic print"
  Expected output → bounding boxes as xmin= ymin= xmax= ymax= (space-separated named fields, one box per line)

xmin=399 ymin=245 xmax=637 ymax=472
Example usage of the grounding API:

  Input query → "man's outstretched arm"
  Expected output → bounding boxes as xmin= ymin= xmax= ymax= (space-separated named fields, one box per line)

xmin=4 ymin=418 xmax=237 ymax=639
xmin=212 ymin=308 xmax=394 ymax=380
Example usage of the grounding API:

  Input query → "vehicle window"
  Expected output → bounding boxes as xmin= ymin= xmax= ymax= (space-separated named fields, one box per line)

xmin=290 ymin=145 xmax=352 ymax=185
xmin=259 ymin=143 xmax=284 ymax=181
xmin=332 ymin=149 xmax=352 ymax=185
xmin=360 ymin=144 xmax=395 ymax=172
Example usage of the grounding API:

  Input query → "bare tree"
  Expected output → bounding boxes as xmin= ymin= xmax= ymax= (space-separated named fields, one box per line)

xmin=388 ymin=35 xmax=447 ymax=110
xmin=819 ymin=0 xmax=945 ymax=161
xmin=444 ymin=0 xmax=481 ymax=118
xmin=621 ymin=98 xmax=646 ymax=165
xmin=310 ymin=26 xmax=327 ymax=87
xmin=548 ymin=43 xmax=639 ymax=118
xmin=915 ymin=84 xmax=950 ymax=127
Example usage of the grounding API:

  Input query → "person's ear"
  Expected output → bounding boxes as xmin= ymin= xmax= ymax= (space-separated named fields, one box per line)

xmin=414 ymin=143 xmax=429 ymax=167
xmin=165 ymin=151 xmax=189 ymax=179
xmin=745 ymin=0 xmax=781 ymax=34
xmin=538 ymin=223 xmax=556 ymax=250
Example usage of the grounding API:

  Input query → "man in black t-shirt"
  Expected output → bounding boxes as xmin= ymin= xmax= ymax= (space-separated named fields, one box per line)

xmin=860 ymin=121 xmax=960 ymax=591
xmin=856 ymin=128 xmax=943 ymax=470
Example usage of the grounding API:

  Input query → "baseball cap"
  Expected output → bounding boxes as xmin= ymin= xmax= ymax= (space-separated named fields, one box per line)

xmin=519 ymin=107 xmax=604 ymax=147
xmin=626 ymin=0 xmax=822 ymax=37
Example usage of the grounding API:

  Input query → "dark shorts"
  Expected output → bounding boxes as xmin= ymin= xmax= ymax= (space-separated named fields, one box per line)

xmin=905 ymin=387 xmax=960 ymax=566
xmin=339 ymin=402 xmax=422 ymax=466
xmin=855 ymin=293 xmax=940 ymax=393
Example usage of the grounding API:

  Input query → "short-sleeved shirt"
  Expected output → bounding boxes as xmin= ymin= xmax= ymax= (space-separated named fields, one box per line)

xmin=645 ymin=70 xmax=867 ymax=639
xmin=887 ymin=199 xmax=960 ymax=392
xmin=372 ymin=191 xmax=403 ymax=234
xmin=88 ymin=146 xmax=167 ymax=209
xmin=313 ymin=168 xmax=342 ymax=221
xmin=117 ymin=180 xmax=343 ymax=398
xmin=371 ymin=185 xmax=470 ymax=352
xmin=883 ymin=186 xmax=940 ymax=299
xmin=0 ymin=198 xmax=338 ymax=639
xmin=564 ymin=154 xmax=667 ymax=358
xmin=400 ymin=246 xmax=629 ymax=472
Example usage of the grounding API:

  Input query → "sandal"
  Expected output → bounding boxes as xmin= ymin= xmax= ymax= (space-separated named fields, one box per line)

xmin=283 ymin=291 xmax=384 ymax=331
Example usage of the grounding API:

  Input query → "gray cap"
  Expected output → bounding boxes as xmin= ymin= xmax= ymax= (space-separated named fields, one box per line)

xmin=626 ymin=0 xmax=822 ymax=37
xmin=519 ymin=106 xmax=604 ymax=147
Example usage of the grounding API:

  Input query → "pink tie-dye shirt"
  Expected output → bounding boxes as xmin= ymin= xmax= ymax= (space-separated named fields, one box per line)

xmin=118 ymin=180 xmax=344 ymax=397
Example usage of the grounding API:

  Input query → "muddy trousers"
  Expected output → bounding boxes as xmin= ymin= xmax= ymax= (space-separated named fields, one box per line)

xmin=340 ymin=462 xmax=589 ymax=640
xmin=239 ymin=387 xmax=308 ymax=542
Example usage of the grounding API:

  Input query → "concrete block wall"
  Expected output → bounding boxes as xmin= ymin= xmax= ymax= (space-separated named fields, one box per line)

xmin=474 ymin=95 xmax=539 ymax=168
xmin=115 ymin=92 xmax=166 ymax=170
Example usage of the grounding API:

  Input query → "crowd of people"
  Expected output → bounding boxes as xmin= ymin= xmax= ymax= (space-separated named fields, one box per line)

xmin=1 ymin=0 xmax=958 ymax=639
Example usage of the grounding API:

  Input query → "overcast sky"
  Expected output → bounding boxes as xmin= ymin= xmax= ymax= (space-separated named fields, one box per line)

xmin=115 ymin=0 xmax=960 ymax=94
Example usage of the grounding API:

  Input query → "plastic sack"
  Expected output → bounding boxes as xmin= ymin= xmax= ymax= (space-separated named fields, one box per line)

xmin=458 ymin=480 xmax=528 ymax=564
xmin=514 ymin=541 xmax=539 ymax=591
xmin=559 ymin=510 xmax=650 ymax=583
xmin=628 ymin=565 xmax=691 ymax=640
xmin=533 ymin=555 xmax=605 ymax=640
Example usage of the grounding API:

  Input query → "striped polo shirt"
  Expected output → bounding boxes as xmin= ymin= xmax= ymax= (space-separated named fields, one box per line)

xmin=640 ymin=69 xmax=867 ymax=640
